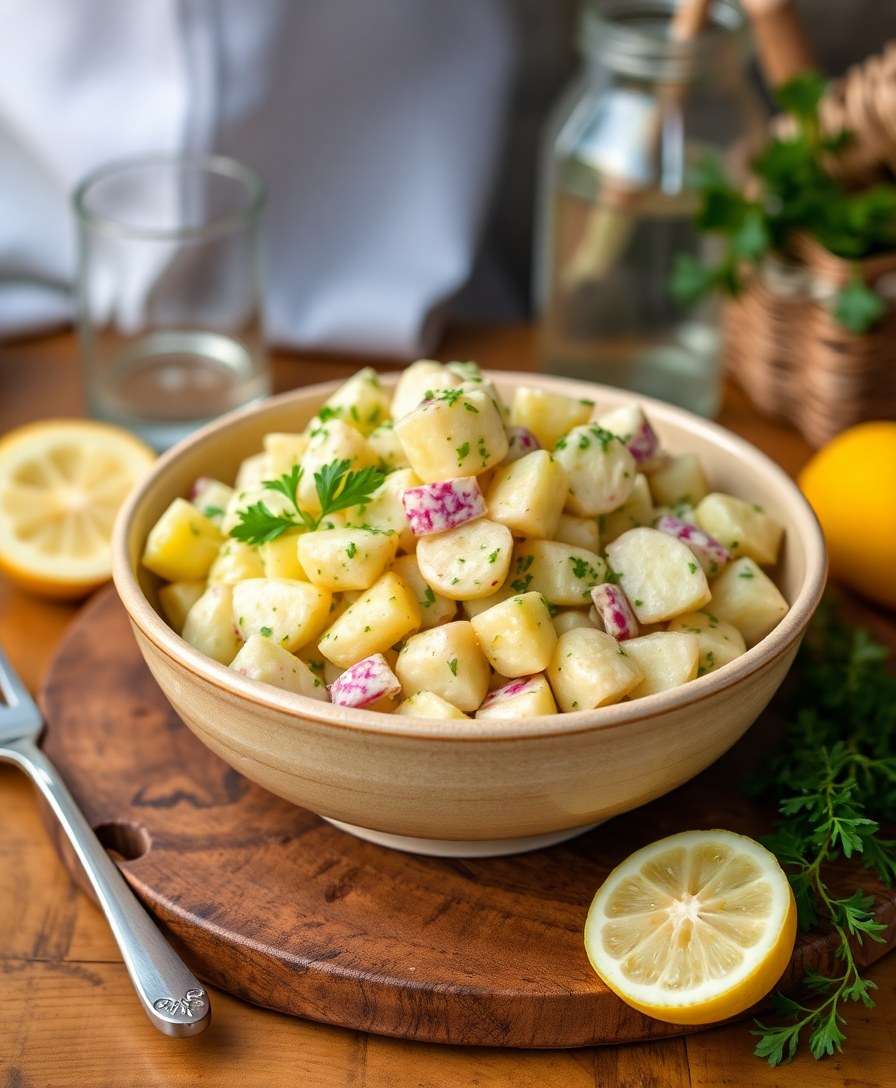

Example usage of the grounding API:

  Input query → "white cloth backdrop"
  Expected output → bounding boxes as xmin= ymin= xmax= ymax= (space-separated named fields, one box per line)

xmin=0 ymin=0 xmax=515 ymax=354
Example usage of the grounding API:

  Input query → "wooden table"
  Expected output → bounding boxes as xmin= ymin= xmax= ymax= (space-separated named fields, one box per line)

xmin=1 ymin=328 xmax=893 ymax=1088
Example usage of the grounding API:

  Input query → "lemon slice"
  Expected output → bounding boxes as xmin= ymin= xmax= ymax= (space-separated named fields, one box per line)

xmin=0 ymin=420 xmax=154 ymax=598
xmin=584 ymin=829 xmax=796 ymax=1025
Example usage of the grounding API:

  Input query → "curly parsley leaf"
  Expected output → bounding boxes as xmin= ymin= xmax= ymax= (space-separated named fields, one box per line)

xmin=229 ymin=458 xmax=385 ymax=544
xmin=749 ymin=599 xmax=896 ymax=1066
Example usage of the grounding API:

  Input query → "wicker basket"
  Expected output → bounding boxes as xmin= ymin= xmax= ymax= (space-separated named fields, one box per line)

xmin=723 ymin=235 xmax=896 ymax=447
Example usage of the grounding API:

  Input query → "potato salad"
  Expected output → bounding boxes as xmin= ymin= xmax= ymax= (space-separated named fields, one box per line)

xmin=142 ymin=361 xmax=788 ymax=720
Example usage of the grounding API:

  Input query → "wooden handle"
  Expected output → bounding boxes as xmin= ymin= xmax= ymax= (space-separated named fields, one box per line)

xmin=741 ymin=0 xmax=816 ymax=85
xmin=670 ymin=0 xmax=712 ymax=42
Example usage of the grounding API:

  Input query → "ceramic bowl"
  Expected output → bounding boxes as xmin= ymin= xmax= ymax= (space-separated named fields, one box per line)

xmin=113 ymin=372 xmax=826 ymax=856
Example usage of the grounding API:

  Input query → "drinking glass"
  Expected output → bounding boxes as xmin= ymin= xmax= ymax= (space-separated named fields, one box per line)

xmin=74 ymin=154 xmax=270 ymax=449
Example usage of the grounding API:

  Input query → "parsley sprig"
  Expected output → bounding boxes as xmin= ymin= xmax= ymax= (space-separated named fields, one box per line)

xmin=230 ymin=459 xmax=385 ymax=544
xmin=672 ymin=72 xmax=896 ymax=333
xmin=749 ymin=600 xmax=896 ymax=1065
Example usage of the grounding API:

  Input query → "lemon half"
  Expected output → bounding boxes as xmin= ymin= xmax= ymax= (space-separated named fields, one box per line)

xmin=584 ymin=829 xmax=796 ymax=1025
xmin=0 ymin=420 xmax=155 ymax=598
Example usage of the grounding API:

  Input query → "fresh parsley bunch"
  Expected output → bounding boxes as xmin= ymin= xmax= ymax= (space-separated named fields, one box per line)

xmin=672 ymin=72 xmax=896 ymax=332
xmin=230 ymin=459 xmax=385 ymax=544
xmin=749 ymin=600 xmax=896 ymax=1065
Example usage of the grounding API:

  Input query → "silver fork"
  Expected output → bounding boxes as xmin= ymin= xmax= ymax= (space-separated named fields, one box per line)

xmin=0 ymin=644 xmax=211 ymax=1036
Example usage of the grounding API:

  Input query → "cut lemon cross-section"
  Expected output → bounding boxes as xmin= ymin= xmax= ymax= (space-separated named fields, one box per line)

xmin=584 ymin=829 xmax=796 ymax=1025
xmin=0 ymin=420 xmax=154 ymax=598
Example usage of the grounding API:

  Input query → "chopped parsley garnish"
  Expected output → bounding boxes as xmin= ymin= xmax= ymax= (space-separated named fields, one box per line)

xmin=230 ymin=460 xmax=385 ymax=544
xmin=421 ymin=586 xmax=436 ymax=608
xmin=456 ymin=441 xmax=470 ymax=463
xmin=202 ymin=505 xmax=224 ymax=519
xmin=739 ymin=567 xmax=755 ymax=579
xmin=447 ymin=657 xmax=459 ymax=676
xmin=259 ymin=626 xmax=272 ymax=637
xmin=346 ymin=541 xmax=357 ymax=559
xmin=688 ymin=561 xmax=698 ymax=574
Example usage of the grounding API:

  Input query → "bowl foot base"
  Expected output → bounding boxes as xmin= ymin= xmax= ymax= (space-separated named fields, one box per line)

xmin=321 ymin=817 xmax=602 ymax=857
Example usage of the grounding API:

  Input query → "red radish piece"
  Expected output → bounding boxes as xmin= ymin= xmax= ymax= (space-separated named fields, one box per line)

xmin=596 ymin=405 xmax=661 ymax=468
xmin=655 ymin=514 xmax=731 ymax=575
xmin=479 ymin=675 xmax=538 ymax=709
xmin=590 ymin=583 xmax=639 ymax=641
xmin=329 ymin=654 xmax=401 ymax=709
xmin=401 ymin=477 xmax=486 ymax=536
xmin=502 ymin=426 xmax=540 ymax=463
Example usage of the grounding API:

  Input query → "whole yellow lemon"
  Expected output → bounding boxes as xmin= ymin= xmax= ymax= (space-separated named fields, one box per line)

xmin=799 ymin=422 xmax=896 ymax=609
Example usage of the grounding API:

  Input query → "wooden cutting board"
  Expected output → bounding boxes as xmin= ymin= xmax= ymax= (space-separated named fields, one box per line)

xmin=36 ymin=586 xmax=896 ymax=1048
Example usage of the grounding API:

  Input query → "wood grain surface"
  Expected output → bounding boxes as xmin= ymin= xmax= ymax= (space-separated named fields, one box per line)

xmin=35 ymin=584 xmax=896 ymax=1049
xmin=2 ymin=327 xmax=896 ymax=1086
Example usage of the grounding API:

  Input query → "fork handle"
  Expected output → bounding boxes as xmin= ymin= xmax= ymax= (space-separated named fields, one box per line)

xmin=2 ymin=738 xmax=211 ymax=1036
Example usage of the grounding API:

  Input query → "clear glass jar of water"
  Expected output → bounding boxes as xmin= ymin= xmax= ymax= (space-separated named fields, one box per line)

xmin=535 ymin=0 xmax=765 ymax=417
xmin=74 ymin=154 xmax=270 ymax=450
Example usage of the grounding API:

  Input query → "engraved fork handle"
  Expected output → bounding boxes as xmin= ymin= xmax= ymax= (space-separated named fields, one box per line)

xmin=2 ymin=737 xmax=211 ymax=1036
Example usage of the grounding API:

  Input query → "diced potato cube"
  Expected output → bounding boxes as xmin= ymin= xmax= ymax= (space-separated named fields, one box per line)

xmin=485 ymin=450 xmax=569 ymax=539
xmin=190 ymin=477 xmax=234 ymax=526
xmin=416 ymin=519 xmax=513 ymax=600
xmin=510 ymin=540 xmax=606 ymax=606
xmin=390 ymin=554 xmax=457 ymax=629
xmin=395 ymin=621 xmax=490 ymax=712
xmin=667 ymin=611 xmax=746 ymax=674
xmin=600 ymin=473 xmax=655 ymax=545
xmin=397 ymin=690 xmax=469 ymax=720
xmin=695 ymin=493 xmax=783 ymax=566
xmin=318 ymin=571 xmax=421 ymax=667
xmin=605 ymin=527 xmax=711 ymax=624
xmin=321 ymin=367 xmax=391 ymax=435
xmin=158 ymin=580 xmax=205 ymax=634
xmin=341 ymin=467 xmax=419 ymax=553
xmin=470 ymin=591 xmax=557 ymax=677
xmin=142 ymin=498 xmax=223 ymax=582
xmin=234 ymin=452 xmax=267 ymax=491
xmin=594 ymin=404 xmax=662 ymax=469
xmin=259 ymin=530 xmax=307 ymax=580
xmin=263 ymin=433 xmax=309 ymax=478
xmin=554 ymin=425 xmax=637 ymax=516
xmin=329 ymin=653 xmax=402 ymax=708
xmin=394 ymin=387 xmax=508 ymax=482
xmin=509 ymin=387 xmax=593 ymax=449
xmin=552 ymin=609 xmax=596 ymax=635
xmin=460 ymin=581 xmax=516 ymax=618
xmin=391 ymin=359 xmax=461 ymax=420
xmin=709 ymin=558 xmax=789 ymax=646
xmin=297 ymin=647 xmax=342 ymax=687
xmin=547 ymin=628 xmax=643 ymax=711
xmin=232 ymin=578 xmax=332 ymax=652
xmin=647 ymin=453 xmax=708 ymax=507
xmin=367 ymin=421 xmax=409 ymax=470
xmin=230 ymin=634 xmax=328 ymax=701
xmin=476 ymin=674 xmax=558 ymax=719
xmin=298 ymin=419 xmax=377 ymax=513
xmin=207 ymin=540 xmax=264 ymax=586
xmin=297 ymin=527 xmax=398 ymax=591
xmin=554 ymin=513 xmax=600 ymax=553
xmin=182 ymin=584 xmax=242 ymax=664
xmin=622 ymin=632 xmax=699 ymax=697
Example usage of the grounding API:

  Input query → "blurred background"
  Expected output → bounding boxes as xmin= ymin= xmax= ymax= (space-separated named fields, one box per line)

xmin=1 ymin=0 xmax=894 ymax=356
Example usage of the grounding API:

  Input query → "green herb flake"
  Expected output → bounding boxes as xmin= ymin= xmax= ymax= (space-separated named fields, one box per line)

xmin=688 ymin=561 xmax=698 ymax=574
xmin=346 ymin=541 xmax=357 ymax=559
xmin=259 ymin=625 xmax=272 ymax=637
xmin=447 ymin=657 xmax=459 ymax=676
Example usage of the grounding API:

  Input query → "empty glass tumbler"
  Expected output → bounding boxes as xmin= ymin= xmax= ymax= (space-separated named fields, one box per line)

xmin=74 ymin=154 xmax=270 ymax=449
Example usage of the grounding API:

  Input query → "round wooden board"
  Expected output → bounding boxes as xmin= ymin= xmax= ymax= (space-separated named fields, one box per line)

xmin=37 ymin=587 xmax=896 ymax=1048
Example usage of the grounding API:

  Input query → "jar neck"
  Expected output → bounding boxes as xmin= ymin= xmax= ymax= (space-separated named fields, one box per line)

xmin=579 ymin=0 xmax=749 ymax=84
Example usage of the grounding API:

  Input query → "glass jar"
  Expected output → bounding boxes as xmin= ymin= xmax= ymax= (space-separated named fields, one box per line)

xmin=535 ymin=0 xmax=765 ymax=417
